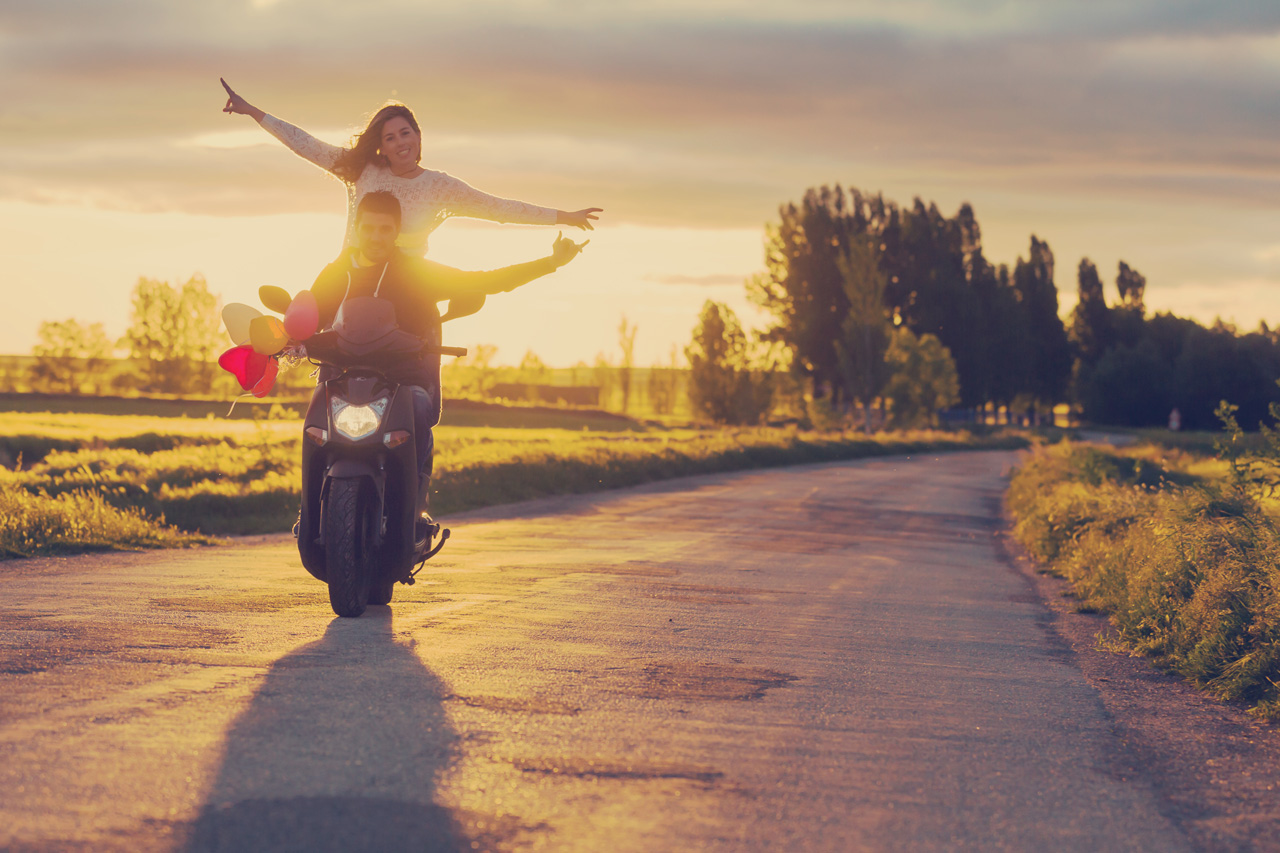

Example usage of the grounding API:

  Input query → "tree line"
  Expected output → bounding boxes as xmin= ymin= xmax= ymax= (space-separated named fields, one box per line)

xmin=686 ymin=184 xmax=1279 ymax=430
xmin=25 ymin=187 xmax=1277 ymax=431
xmin=26 ymin=275 xmax=229 ymax=396
xmin=24 ymin=283 xmax=681 ymax=414
xmin=1070 ymin=260 xmax=1280 ymax=430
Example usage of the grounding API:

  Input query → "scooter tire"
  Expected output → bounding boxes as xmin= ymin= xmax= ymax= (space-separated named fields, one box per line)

xmin=367 ymin=582 xmax=394 ymax=606
xmin=325 ymin=478 xmax=369 ymax=618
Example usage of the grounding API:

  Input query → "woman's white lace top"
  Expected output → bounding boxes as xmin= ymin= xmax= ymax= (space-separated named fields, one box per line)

xmin=261 ymin=114 xmax=557 ymax=254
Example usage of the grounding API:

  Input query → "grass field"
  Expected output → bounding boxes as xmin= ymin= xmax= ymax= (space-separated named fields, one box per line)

xmin=0 ymin=391 xmax=643 ymax=431
xmin=1099 ymin=426 xmax=1269 ymax=457
xmin=0 ymin=410 xmax=1027 ymax=559
xmin=1007 ymin=440 xmax=1280 ymax=720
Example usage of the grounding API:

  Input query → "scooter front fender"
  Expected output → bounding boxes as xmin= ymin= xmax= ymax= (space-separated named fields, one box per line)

xmin=327 ymin=458 xmax=384 ymax=481
xmin=321 ymin=461 xmax=386 ymax=541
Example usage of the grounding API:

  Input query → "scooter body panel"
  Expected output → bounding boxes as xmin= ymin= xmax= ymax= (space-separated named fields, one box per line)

xmin=298 ymin=370 xmax=421 ymax=586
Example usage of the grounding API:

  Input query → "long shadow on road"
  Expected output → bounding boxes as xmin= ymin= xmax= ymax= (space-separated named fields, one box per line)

xmin=184 ymin=608 xmax=465 ymax=853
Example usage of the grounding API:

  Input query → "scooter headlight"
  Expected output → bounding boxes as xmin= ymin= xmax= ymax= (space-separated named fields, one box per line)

xmin=331 ymin=396 xmax=389 ymax=441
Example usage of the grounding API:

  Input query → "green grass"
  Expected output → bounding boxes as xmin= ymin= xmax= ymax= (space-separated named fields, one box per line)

xmin=0 ymin=410 xmax=1028 ymax=561
xmin=0 ymin=486 xmax=213 ymax=558
xmin=0 ymin=393 xmax=645 ymax=431
xmin=1007 ymin=440 xmax=1280 ymax=720
xmin=1119 ymin=427 xmax=1271 ymax=457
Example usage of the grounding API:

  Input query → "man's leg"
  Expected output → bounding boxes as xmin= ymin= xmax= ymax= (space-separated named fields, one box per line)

xmin=295 ymin=380 xmax=329 ymax=538
xmin=409 ymin=385 xmax=436 ymax=520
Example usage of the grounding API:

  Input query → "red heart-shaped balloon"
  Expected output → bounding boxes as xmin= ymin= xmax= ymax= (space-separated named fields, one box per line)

xmin=252 ymin=358 xmax=279 ymax=397
xmin=218 ymin=344 xmax=270 ymax=391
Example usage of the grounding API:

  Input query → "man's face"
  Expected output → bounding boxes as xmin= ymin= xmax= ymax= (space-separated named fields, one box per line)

xmin=356 ymin=210 xmax=399 ymax=263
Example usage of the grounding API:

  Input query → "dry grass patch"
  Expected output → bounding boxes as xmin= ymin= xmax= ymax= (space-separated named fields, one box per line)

xmin=1008 ymin=441 xmax=1280 ymax=720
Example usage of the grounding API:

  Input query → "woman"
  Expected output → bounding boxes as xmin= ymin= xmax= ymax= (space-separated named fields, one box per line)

xmin=219 ymin=78 xmax=602 ymax=256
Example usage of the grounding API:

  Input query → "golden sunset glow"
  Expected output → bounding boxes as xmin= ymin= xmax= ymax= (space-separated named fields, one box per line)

xmin=3 ymin=2 xmax=1279 ymax=365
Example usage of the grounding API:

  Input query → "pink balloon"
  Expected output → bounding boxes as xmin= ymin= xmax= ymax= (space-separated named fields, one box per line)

xmin=283 ymin=289 xmax=320 ymax=340
xmin=218 ymin=345 xmax=270 ymax=391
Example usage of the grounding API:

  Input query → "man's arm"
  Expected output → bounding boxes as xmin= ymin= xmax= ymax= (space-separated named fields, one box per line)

xmin=410 ymin=233 xmax=588 ymax=300
xmin=414 ymin=257 xmax=557 ymax=300
xmin=309 ymin=261 xmax=351 ymax=330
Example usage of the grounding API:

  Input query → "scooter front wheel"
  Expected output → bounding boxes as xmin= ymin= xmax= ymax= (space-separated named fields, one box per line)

xmin=324 ymin=478 xmax=370 ymax=617
xmin=367 ymin=582 xmax=394 ymax=606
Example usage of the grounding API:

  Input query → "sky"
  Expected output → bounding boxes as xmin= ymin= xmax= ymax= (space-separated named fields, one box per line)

xmin=3 ymin=0 xmax=1279 ymax=367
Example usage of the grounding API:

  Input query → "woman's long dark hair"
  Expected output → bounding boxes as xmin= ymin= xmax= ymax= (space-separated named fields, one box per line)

xmin=332 ymin=103 xmax=420 ymax=183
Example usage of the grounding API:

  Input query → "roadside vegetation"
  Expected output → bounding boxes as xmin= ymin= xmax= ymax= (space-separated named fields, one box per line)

xmin=0 ymin=411 xmax=1027 ymax=560
xmin=0 ymin=486 xmax=213 ymax=558
xmin=1007 ymin=436 xmax=1280 ymax=720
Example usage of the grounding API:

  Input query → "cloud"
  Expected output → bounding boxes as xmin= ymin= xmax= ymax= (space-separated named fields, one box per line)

xmin=1148 ymin=277 xmax=1280 ymax=331
xmin=1 ymin=0 xmax=1278 ymax=228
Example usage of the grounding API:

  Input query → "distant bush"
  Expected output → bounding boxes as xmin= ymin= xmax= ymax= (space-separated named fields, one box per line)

xmin=686 ymin=301 xmax=775 ymax=425
xmin=1075 ymin=314 xmax=1280 ymax=430
xmin=1008 ymin=441 xmax=1280 ymax=720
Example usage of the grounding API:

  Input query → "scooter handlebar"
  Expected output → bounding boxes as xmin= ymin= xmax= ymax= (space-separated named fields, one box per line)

xmin=423 ymin=345 xmax=468 ymax=358
xmin=301 ymin=333 xmax=467 ymax=362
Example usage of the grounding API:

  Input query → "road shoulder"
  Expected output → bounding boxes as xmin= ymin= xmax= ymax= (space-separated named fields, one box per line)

xmin=998 ymin=523 xmax=1280 ymax=852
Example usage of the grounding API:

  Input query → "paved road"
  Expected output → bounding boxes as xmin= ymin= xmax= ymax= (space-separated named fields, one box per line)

xmin=0 ymin=451 xmax=1196 ymax=852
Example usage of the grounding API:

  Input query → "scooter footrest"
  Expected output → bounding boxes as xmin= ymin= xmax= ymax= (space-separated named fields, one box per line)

xmin=407 ymin=527 xmax=450 ymax=582
xmin=424 ymin=527 xmax=450 ymax=560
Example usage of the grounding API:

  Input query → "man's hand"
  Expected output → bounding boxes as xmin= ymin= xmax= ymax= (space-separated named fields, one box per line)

xmin=556 ymin=208 xmax=603 ymax=231
xmin=551 ymin=232 xmax=589 ymax=267
xmin=220 ymin=78 xmax=265 ymax=122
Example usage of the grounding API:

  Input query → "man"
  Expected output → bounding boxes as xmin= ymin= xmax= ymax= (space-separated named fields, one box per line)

xmin=309 ymin=190 xmax=587 ymax=524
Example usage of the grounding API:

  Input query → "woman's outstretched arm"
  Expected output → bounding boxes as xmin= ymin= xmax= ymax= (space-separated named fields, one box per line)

xmin=220 ymin=78 xmax=345 ymax=174
xmin=220 ymin=78 xmax=265 ymax=122
xmin=439 ymin=173 xmax=601 ymax=231
xmin=556 ymin=208 xmax=603 ymax=231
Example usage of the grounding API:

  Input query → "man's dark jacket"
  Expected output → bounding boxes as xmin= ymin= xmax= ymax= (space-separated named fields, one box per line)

xmin=310 ymin=247 xmax=558 ymax=390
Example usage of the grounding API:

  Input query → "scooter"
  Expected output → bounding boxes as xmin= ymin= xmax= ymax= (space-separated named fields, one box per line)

xmin=294 ymin=295 xmax=465 ymax=617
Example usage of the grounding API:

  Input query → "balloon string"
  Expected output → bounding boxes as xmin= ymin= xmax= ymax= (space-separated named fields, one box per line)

xmin=226 ymin=392 xmax=254 ymax=418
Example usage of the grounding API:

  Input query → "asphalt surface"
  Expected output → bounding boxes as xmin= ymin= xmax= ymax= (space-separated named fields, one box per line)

xmin=0 ymin=450 xmax=1202 ymax=851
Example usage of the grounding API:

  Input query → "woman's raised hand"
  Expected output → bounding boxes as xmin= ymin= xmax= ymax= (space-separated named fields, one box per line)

xmin=220 ymin=78 xmax=265 ymax=122
xmin=556 ymin=208 xmax=603 ymax=231
xmin=551 ymin=232 xmax=589 ymax=267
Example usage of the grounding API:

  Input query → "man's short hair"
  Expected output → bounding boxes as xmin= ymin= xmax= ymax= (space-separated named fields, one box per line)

xmin=356 ymin=190 xmax=402 ymax=230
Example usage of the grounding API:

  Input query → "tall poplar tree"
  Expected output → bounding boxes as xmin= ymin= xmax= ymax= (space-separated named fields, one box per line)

xmin=881 ymin=199 xmax=980 ymax=408
xmin=833 ymin=235 xmax=892 ymax=431
xmin=1012 ymin=237 xmax=1071 ymax=412
xmin=1113 ymin=261 xmax=1147 ymax=348
xmin=750 ymin=185 xmax=875 ymax=405
xmin=1070 ymin=258 xmax=1112 ymax=370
